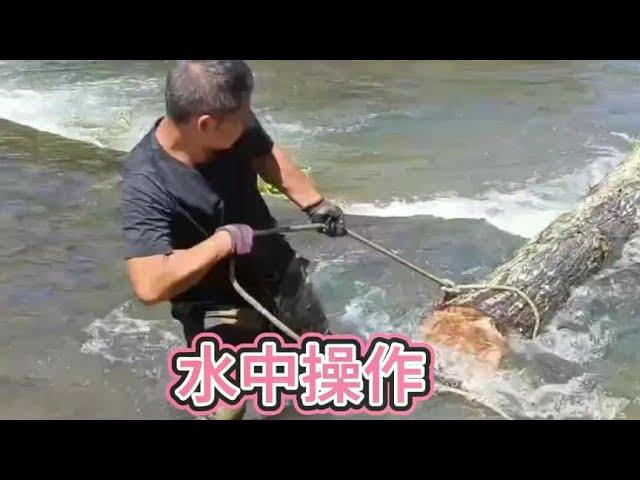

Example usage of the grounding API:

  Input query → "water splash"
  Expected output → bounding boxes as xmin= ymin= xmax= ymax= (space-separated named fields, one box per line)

xmin=345 ymin=144 xmax=626 ymax=239
xmin=81 ymin=301 xmax=182 ymax=379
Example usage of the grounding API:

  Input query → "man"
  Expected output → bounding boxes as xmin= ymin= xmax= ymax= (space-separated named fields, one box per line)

xmin=121 ymin=60 xmax=346 ymax=419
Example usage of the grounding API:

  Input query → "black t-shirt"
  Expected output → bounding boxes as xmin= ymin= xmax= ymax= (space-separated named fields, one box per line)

xmin=121 ymin=115 xmax=296 ymax=314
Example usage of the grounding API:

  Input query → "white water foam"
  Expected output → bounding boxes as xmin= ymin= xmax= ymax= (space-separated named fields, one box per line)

xmin=339 ymin=284 xmax=396 ymax=337
xmin=259 ymin=112 xmax=379 ymax=147
xmin=610 ymin=131 xmax=635 ymax=143
xmin=330 ymin=228 xmax=640 ymax=419
xmin=515 ymin=319 xmax=616 ymax=365
xmin=345 ymin=144 xmax=627 ymax=239
xmin=0 ymin=80 xmax=381 ymax=155
xmin=0 ymin=78 xmax=162 ymax=152
xmin=81 ymin=301 xmax=182 ymax=372
xmin=430 ymin=342 xmax=629 ymax=419
xmin=431 ymin=230 xmax=640 ymax=419
xmin=312 ymin=250 xmax=368 ymax=274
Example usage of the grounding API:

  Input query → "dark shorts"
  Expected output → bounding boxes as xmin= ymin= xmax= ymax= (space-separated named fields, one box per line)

xmin=173 ymin=254 xmax=330 ymax=347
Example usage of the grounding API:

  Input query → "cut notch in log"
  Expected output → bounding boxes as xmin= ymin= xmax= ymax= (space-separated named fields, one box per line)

xmin=421 ymin=142 xmax=640 ymax=365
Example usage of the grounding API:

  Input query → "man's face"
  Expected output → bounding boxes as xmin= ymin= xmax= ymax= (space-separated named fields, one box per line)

xmin=197 ymin=98 xmax=252 ymax=152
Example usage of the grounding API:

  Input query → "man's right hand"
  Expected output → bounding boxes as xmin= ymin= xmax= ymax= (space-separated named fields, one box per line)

xmin=303 ymin=199 xmax=346 ymax=237
xmin=215 ymin=224 xmax=254 ymax=255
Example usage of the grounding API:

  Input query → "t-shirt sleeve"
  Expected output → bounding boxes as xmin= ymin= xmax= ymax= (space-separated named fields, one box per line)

xmin=121 ymin=172 xmax=174 ymax=259
xmin=235 ymin=111 xmax=275 ymax=159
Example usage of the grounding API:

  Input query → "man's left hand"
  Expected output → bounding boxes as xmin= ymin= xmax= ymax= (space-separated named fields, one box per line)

xmin=304 ymin=198 xmax=347 ymax=237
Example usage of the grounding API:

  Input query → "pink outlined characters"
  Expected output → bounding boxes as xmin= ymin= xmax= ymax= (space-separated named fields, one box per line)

xmin=362 ymin=339 xmax=388 ymax=409
xmin=363 ymin=336 xmax=431 ymax=413
xmin=380 ymin=339 xmax=429 ymax=409
xmin=295 ymin=333 xmax=433 ymax=416
xmin=166 ymin=333 xmax=242 ymax=415
xmin=298 ymin=339 xmax=365 ymax=411
xmin=237 ymin=336 xmax=299 ymax=416
xmin=166 ymin=331 xmax=434 ymax=418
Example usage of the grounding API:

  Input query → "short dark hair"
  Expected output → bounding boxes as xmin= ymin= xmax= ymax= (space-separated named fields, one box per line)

xmin=165 ymin=60 xmax=254 ymax=124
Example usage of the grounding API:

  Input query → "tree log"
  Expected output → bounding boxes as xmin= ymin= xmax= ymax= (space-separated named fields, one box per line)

xmin=421 ymin=143 xmax=640 ymax=367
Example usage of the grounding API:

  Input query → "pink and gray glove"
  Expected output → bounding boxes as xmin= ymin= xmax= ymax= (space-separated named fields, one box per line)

xmin=215 ymin=224 xmax=254 ymax=255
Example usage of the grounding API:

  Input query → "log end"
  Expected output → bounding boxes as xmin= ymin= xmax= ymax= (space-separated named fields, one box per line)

xmin=420 ymin=306 xmax=509 ymax=370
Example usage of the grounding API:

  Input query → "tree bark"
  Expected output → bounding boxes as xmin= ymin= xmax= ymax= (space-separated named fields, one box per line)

xmin=421 ymin=143 xmax=640 ymax=366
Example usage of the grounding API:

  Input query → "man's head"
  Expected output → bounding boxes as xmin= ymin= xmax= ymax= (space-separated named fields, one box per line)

xmin=165 ymin=60 xmax=254 ymax=151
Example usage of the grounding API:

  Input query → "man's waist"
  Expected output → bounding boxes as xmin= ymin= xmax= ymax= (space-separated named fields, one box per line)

xmin=170 ymin=267 xmax=274 ymax=308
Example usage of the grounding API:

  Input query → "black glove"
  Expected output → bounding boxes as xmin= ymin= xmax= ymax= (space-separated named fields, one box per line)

xmin=303 ymin=198 xmax=347 ymax=237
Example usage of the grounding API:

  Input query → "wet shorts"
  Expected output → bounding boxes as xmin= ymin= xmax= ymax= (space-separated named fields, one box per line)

xmin=174 ymin=255 xmax=330 ymax=347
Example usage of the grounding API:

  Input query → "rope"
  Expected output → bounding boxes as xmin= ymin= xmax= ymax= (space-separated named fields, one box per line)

xmin=344 ymin=229 xmax=456 ymax=288
xmin=434 ymin=383 xmax=513 ymax=420
xmin=177 ymin=205 xmax=541 ymax=338
xmin=173 ymin=205 xmax=533 ymax=415
xmin=442 ymin=284 xmax=541 ymax=338
xmin=228 ymin=224 xmax=541 ymax=339
xmin=344 ymin=228 xmax=541 ymax=339
xmin=227 ymin=222 xmax=531 ymax=419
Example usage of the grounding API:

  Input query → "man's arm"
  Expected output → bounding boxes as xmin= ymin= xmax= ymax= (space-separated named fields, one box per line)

xmin=126 ymin=231 xmax=233 ymax=305
xmin=244 ymin=114 xmax=346 ymax=236
xmin=121 ymin=172 xmax=253 ymax=305
xmin=251 ymin=144 xmax=323 ymax=210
